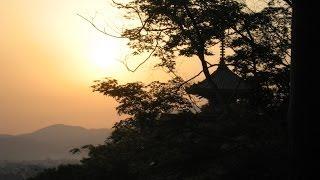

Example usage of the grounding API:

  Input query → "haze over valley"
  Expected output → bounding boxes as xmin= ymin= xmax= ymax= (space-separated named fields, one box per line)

xmin=0 ymin=124 xmax=112 ymax=161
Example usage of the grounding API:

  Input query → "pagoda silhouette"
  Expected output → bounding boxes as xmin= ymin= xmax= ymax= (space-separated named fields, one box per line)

xmin=186 ymin=35 xmax=250 ymax=112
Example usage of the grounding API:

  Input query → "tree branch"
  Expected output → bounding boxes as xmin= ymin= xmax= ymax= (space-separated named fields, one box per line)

xmin=77 ymin=14 xmax=125 ymax=38
xmin=283 ymin=0 xmax=292 ymax=7
xmin=120 ymin=32 xmax=161 ymax=72
xmin=176 ymin=63 xmax=242 ymax=89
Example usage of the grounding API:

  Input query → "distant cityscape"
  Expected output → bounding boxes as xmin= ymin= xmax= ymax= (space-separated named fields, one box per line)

xmin=0 ymin=124 xmax=112 ymax=180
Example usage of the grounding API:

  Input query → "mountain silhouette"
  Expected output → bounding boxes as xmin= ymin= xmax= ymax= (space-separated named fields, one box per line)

xmin=0 ymin=124 xmax=112 ymax=161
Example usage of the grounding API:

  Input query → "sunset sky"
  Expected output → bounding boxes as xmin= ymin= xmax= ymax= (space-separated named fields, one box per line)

xmin=0 ymin=0 xmax=207 ymax=135
xmin=0 ymin=0 xmax=266 ymax=135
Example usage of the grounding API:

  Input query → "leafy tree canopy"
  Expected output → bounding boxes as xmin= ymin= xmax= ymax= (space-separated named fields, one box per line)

xmin=110 ymin=0 xmax=291 ymax=110
xmin=28 ymin=1 xmax=291 ymax=180
xmin=92 ymin=77 xmax=193 ymax=116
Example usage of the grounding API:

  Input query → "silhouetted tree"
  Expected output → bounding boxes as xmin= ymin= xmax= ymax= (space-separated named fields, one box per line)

xmin=227 ymin=1 xmax=291 ymax=108
xmin=287 ymin=1 xmax=317 ymax=180
xmin=29 ymin=1 xmax=291 ymax=180
xmin=91 ymin=77 xmax=193 ymax=130
xmin=102 ymin=0 xmax=291 ymax=110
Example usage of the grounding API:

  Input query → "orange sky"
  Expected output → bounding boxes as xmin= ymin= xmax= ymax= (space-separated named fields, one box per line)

xmin=0 ymin=0 xmax=264 ymax=135
xmin=0 ymin=0 xmax=204 ymax=135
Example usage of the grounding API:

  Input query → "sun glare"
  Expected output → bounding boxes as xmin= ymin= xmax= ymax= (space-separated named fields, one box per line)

xmin=88 ymin=37 xmax=121 ymax=70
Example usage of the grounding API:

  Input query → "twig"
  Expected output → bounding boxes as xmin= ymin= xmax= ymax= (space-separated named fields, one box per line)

xmin=77 ymin=14 xmax=125 ymax=39
xmin=120 ymin=32 xmax=161 ymax=72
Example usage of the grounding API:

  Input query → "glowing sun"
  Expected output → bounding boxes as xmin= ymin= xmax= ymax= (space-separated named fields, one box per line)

xmin=88 ymin=37 xmax=121 ymax=70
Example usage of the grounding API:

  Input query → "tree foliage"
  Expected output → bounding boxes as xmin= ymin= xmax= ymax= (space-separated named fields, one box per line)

xmin=91 ymin=77 xmax=194 ymax=130
xmin=112 ymin=0 xmax=291 ymax=110
xmin=226 ymin=0 xmax=291 ymax=109
xmin=30 ymin=108 xmax=288 ymax=180
xmin=29 ymin=1 xmax=290 ymax=180
xmin=92 ymin=77 xmax=193 ymax=117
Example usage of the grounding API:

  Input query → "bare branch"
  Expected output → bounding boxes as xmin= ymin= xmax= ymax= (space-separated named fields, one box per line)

xmin=186 ymin=93 xmax=201 ymax=113
xmin=77 ymin=14 xmax=125 ymax=39
xmin=165 ymin=69 xmax=202 ymax=113
xmin=178 ymin=63 xmax=218 ymax=89
xmin=111 ymin=0 xmax=151 ymax=35
xmin=120 ymin=32 xmax=161 ymax=72
xmin=282 ymin=0 xmax=292 ymax=7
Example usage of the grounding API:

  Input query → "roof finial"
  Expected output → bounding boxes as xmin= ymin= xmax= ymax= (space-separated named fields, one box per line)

xmin=219 ymin=32 xmax=226 ymax=66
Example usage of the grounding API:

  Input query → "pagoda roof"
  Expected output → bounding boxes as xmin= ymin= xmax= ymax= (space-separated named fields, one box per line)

xmin=187 ymin=61 xmax=250 ymax=96
xmin=187 ymin=34 xmax=250 ymax=97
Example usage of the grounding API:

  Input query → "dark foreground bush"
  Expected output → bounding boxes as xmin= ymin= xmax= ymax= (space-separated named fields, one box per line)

xmin=29 ymin=108 xmax=287 ymax=180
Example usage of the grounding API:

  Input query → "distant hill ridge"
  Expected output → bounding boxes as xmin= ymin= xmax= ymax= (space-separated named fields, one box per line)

xmin=0 ymin=134 xmax=13 ymax=138
xmin=0 ymin=124 xmax=112 ymax=161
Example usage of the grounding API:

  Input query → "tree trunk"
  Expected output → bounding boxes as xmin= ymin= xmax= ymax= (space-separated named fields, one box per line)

xmin=288 ymin=1 xmax=317 ymax=179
